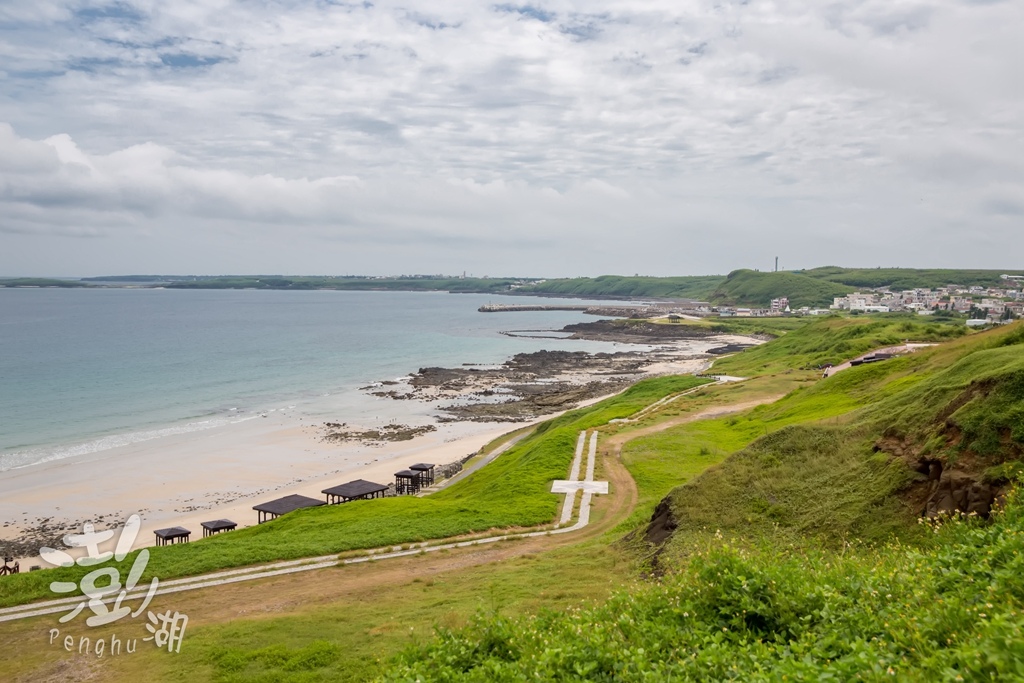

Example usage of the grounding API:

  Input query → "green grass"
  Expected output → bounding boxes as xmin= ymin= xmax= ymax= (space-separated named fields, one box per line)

xmin=617 ymin=358 xmax=902 ymax=533
xmin=1 ymin=541 xmax=632 ymax=683
xmin=160 ymin=544 xmax=629 ymax=683
xmin=382 ymin=486 xmax=1024 ymax=681
xmin=711 ymin=269 xmax=856 ymax=308
xmin=648 ymin=322 xmax=1024 ymax=555
xmin=712 ymin=314 xmax=968 ymax=377
xmin=0 ymin=376 xmax=711 ymax=609
xmin=804 ymin=266 xmax=1019 ymax=290
xmin=381 ymin=323 xmax=1024 ymax=681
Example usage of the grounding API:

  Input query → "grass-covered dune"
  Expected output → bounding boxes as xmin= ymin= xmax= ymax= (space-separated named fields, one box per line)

xmin=0 ymin=375 xmax=710 ymax=609
xmin=383 ymin=322 xmax=1024 ymax=681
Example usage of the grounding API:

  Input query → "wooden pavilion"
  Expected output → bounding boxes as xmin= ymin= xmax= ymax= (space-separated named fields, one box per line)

xmin=322 ymin=479 xmax=388 ymax=504
xmin=153 ymin=527 xmax=191 ymax=546
xmin=200 ymin=519 xmax=238 ymax=538
xmin=394 ymin=469 xmax=421 ymax=495
xmin=253 ymin=494 xmax=326 ymax=524
xmin=409 ymin=463 xmax=436 ymax=486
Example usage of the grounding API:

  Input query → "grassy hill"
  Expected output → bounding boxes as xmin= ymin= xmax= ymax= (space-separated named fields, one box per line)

xmin=805 ymin=266 xmax=1019 ymax=290
xmin=710 ymin=269 xmax=856 ymax=308
xmin=383 ymin=321 xmax=1024 ymax=681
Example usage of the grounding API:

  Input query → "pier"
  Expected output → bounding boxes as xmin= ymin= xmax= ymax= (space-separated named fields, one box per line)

xmin=478 ymin=304 xmax=592 ymax=312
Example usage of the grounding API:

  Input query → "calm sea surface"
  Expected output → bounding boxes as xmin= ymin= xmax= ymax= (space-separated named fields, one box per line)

xmin=0 ymin=288 xmax=629 ymax=471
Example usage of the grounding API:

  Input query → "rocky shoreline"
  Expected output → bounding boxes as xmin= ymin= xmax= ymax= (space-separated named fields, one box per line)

xmin=359 ymin=340 xmax=729 ymax=423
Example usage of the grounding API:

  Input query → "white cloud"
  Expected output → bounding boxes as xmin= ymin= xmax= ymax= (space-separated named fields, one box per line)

xmin=0 ymin=0 xmax=1022 ymax=276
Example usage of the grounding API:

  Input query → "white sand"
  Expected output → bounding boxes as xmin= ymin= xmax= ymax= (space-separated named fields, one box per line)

xmin=0 ymin=409 xmax=517 ymax=561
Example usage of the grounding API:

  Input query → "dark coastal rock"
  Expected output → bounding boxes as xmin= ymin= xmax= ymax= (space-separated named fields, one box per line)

xmin=922 ymin=469 xmax=999 ymax=518
xmin=563 ymin=320 xmax=721 ymax=343
xmin=706 ymin=343 xmax=755 ymax=355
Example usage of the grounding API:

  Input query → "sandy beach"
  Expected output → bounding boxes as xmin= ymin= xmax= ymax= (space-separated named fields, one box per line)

xmin=0 ymin=332 xmax=758 ymax=564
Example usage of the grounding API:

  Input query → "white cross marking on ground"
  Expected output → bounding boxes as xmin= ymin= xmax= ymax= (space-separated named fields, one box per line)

xmin=553 ymin=430 xmax=607 ymax=528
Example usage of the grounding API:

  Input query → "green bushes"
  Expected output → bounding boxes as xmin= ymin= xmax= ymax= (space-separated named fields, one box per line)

xmin=383 ymin=487 xmax=1024 ymax=681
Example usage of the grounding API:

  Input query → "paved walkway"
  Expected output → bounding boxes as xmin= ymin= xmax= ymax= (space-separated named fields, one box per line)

xmin=609 ymin=375 xmax=746 ymax=425
xmin=550 ymin=431 xmax=608 ymax=527
xmin=422 ymin=429 xmax=531 ymax=494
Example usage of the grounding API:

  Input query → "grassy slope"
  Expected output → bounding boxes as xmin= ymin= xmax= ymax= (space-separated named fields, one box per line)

xmin=805 ymin=266 xmax=1020 ymax=290
xmin=711 ymin=314 xmax=967 ymax=375
xmin=657 ymin=321 xmax=1023 ymax=556
xmin=0 ymin=376 xmax=710 ymax=609
xmin=385 ymin=492 xmax=1024 ymax=681
xmin=520 ymin=267 xmax=1022 ymax=307
xmin=382 ymin=321 xmax=1024 ymax=680
xmin=711 ymin=269 xmax=856 ymax=308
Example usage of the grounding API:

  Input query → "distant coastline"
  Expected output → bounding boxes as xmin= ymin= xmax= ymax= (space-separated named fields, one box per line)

xmin=4 ymin=267 xmax=1021 ymax=309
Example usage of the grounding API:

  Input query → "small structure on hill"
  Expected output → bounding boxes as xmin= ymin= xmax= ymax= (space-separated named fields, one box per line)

xmin=394 ymin=470 xmax=422 ymax=495
xmin=253 ymin=494 xmax=326 ymax=524
xmin=322 ymin=479 xmax=389 ymax=504
xmin=0 ymin=557 xmax=19 ymax=576
xmin=409 ymin=463 xmax=436 ymax=487
xmin=200 ymin=519 xmax=237 ymax=538
xmin=153 ymin=527 xmax=191 ymax=546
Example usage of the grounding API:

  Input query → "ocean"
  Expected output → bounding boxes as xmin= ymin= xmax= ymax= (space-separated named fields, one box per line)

xmin=0 ymin=288 xmax=631 ymax=472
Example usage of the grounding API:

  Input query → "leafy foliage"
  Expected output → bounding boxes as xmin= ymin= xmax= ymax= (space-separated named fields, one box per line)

xmin=383 ymin=487 xmax=1024 ymax=681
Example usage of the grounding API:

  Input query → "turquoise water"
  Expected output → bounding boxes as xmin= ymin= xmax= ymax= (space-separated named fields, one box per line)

xmin=0 ymin=288 xmax=626 ymax=471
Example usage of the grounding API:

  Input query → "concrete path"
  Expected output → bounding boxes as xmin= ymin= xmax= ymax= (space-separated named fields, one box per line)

xmin=609 ymin=375 xmax=745 ymax=425
xmin=423 ymin=429 xmax=531 ymax=494
xmin=550 ymin=431 xmax=608 ymax=529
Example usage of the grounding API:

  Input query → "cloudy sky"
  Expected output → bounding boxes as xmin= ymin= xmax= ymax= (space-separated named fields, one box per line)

xmin=0 ymin=0 xmax=1021 ymax=277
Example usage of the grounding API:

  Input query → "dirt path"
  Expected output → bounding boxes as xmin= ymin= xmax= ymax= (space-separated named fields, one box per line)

xmin=602 ymin=396 xmax=786 ymax=456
